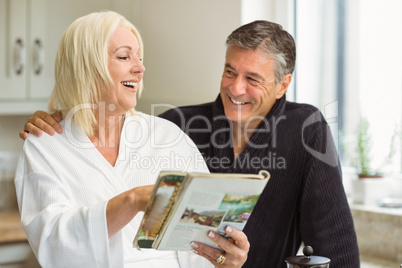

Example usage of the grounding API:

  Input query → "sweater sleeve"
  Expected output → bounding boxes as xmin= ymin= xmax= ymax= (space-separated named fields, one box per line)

xmin=299 ymin=115 xmax=360 ymax=267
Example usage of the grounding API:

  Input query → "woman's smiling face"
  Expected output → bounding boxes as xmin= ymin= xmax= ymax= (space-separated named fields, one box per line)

xmin=103 ymin=25 xmax=145 ymax=114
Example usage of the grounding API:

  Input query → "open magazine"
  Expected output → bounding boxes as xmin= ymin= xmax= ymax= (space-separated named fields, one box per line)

xmin=133 ymin=170 xmax=270 ymax=251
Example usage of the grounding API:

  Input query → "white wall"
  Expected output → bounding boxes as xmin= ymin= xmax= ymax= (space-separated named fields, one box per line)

xmin=241 ymin=0 xmax=294 ymax=31
xmin=0 ymin=116 xmax=28 ymax=151
xmin=133 ymin=0 xmax=242 ymax=115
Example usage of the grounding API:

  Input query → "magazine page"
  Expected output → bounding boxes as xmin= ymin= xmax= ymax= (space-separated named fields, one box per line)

xmin=135 ymin=173 xmax=186 ymax=249
xmin=156 ymin=175 xmax=269 ymax=251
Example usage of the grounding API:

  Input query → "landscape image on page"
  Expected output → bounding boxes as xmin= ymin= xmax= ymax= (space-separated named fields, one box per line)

xmin=218 ymin=193 xmax=261 ymax=230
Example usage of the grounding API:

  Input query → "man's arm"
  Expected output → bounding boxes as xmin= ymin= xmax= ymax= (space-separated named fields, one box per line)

xmin=301 ymin=117 xmax=360 ymax=267
xmin=19 ymin=111 xmax=63 ymax=140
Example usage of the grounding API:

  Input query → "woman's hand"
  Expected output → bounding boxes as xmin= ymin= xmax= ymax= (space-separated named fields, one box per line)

xmin=19 ymin=110 xmax=63 ymax=140
xmin=106 ymin=185 xmax=154 ymax=238
xmin=191 ymin=226 xmax=249 ymax=267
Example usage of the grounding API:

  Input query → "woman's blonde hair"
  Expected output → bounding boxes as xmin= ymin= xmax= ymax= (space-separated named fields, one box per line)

xmin=48 ymin=11 xmax=144 ymax=136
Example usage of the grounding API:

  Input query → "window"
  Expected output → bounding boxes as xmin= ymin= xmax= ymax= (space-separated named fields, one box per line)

xmin=294 ymin=0 xmax=402 ymax=176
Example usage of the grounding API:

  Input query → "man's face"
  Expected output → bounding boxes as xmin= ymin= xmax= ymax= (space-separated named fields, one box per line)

xmin=220 ymin=46 xmax=290 ymax=128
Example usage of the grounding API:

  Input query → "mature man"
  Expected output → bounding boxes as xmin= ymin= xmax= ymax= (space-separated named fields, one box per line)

xmin=21 ymin=20 xmax=359 ymax=267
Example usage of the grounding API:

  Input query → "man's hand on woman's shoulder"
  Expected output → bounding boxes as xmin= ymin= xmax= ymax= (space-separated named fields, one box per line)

xmin=19 ymin=111 xmax=63 ymax=140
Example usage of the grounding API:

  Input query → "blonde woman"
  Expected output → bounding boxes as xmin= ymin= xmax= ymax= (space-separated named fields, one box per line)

xmin=15 ymin=11 xmax=249 ymax=268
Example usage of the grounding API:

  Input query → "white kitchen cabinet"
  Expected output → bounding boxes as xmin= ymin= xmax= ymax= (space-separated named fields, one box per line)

xmin=0 ymin=0 xmax=112 ymax=114
xmin=0 ymin=0 xmax=27 ymax=101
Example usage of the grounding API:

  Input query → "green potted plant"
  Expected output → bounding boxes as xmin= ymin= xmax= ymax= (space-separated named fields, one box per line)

xmin=353 ymin=117 xmax=382 ymax=178
xmin=352 ymin=117 xmax=400 ymax=178
xmin=344 ymin=117 xmax=401 ymax=205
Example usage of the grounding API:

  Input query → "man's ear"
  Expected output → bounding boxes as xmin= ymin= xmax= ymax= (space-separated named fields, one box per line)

xmin=276 ymin=74 xmax=292 ymax=99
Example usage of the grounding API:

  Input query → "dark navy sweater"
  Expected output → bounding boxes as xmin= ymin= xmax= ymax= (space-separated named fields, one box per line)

xmin=159 ymin=95 xmax=360 ymax=268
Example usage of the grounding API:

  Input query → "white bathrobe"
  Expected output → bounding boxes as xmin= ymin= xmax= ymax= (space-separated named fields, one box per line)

xmin=15 ymin=112 xmax=213 ymax=268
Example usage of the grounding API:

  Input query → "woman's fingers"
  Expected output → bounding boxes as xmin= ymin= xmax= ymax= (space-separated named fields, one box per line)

xmin=191 ymin=240 xmax=229 ymax=267
xmin=222 ymin=226 xmax=249 ymax=251
xmin=191 ymin=226 xmax=249 ymax=267
xmin=132 ymin=185 xmax=154 ymax=212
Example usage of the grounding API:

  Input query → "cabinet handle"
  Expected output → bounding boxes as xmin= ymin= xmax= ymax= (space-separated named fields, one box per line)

xmin=14 ymin=38 xmax=26 ymax=75
xmin=33 ymin=39 xmax=44 ymax=75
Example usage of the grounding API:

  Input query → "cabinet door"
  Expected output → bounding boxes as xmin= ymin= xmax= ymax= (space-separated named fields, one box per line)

xmin=0 ymin=0 xmax=27 ymax=99
xmin=29 ymin=0 xmax=112 ymax=99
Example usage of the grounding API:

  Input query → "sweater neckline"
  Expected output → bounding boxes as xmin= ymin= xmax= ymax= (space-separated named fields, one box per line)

xmin=209 ymin=94 xmax=287 ymax=173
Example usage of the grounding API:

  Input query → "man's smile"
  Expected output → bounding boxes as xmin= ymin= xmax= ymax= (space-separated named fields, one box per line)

xmin=230 ymin=97 xmax=247 ymax=105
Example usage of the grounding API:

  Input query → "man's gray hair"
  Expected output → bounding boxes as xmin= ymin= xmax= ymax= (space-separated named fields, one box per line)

xmin=226 ymin=20 xmax=296 ymax=84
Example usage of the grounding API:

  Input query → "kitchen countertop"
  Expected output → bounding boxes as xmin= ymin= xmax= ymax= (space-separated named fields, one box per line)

xmin=0 ymin=211 xmax=27 ymax=244
xmin=351 ymin=204 xmax=402 ymax=266
xmin=351 ymin=203 xmax=402 ymax=216
xmin=361 ymin=255 xmax=401 ymax=268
